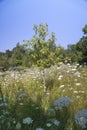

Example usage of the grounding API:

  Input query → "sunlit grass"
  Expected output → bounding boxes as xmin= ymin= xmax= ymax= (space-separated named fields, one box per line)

xmin=0 ymin=63 xmax=87 ymax=130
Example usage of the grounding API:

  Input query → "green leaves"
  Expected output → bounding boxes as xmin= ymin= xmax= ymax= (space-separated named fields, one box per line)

xmin=24 ymin=23 xmax=57 ymax=69
xmin=82 ymin=24 xmax=87 ymax=35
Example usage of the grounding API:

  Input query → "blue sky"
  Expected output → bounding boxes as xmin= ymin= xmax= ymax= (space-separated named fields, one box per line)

xmin=0 ymin=0 xmax=87 ymax=52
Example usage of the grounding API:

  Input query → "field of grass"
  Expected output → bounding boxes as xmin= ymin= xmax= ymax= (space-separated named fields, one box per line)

xmin=0 ymin=63 xmax=87 ymax=130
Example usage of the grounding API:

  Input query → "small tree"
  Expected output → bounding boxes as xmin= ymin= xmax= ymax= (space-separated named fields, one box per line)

xmin=23 ymin=23 xmax=56 ymax=94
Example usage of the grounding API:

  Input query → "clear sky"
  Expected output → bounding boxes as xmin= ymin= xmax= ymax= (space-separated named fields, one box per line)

xmin=0 ymin=0 xmax=87 ymax=52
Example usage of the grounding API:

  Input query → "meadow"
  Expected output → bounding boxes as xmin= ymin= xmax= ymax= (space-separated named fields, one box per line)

xmin=0 ymin=63 xmax=87 ymax=130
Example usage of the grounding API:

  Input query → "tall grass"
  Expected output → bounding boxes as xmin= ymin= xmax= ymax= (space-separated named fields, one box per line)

xmin=0 ymin=63 xmax=87 ymax=130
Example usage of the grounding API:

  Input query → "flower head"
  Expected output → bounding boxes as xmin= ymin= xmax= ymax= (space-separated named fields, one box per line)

xmin=0 ymin=103 xmax=8 ymax=107
xmin=75 ymin=109 xmax=87 ymax=128
xmin=46 ymin=123 xmax=52 ymax=127
xmin=36 ymin=128 xmax=44 ymax=130
xmin=53 ymin=96 xmax=72 ymax=110
xmin=19 ymin=93 xmax=27 ymax=97
xmin=52 ymin=119 xmax=60 ymax=126
xmin=16 ymin=122 xmax=21 ymax=129
xmin=23 ymin=117 xmax=33 ymax=125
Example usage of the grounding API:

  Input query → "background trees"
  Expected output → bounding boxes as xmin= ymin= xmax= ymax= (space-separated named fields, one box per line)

xmin=67 ymin=24 xmax=87 ymax=64
xmin=9 ymin=43 xmax=26 ymax=66
xmin=0 ymin=23 xmax=87 ymax=70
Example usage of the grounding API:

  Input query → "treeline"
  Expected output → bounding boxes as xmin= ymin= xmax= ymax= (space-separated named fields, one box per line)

xmin=0 ymin=24 xmax=87 ymax=70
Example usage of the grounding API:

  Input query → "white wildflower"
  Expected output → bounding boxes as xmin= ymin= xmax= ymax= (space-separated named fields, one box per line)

xmin=73 ymin=65 xmax=77 ymax=69
xmin=79 ymin=90 xmax=85 ymax=94
xmin=46 ymin=123 xmax=52 ymax=127
xmin=76 ymin=96 xmax=80 ymax=98
xmin=58 ymin=75 xmax=63 ymax=80
xmin=32 ymin=104 xmax=35 ymax=107
xmin=16 ymin=122 xmax=21 ymax=129
xmin=67 ymin=63 xmax=71 ymax=66
xmin=67 ymin=70 xmax=70 ymax=73
xmin=74 ymin=71 xmax=80 ymax=77
xmin=54 ymin=96 xmax=72 ymax=110
xmin=36 ymin=128 xmax=44 ymax=130
xmin=72 ymin=68 xmax=76 ymax=71
xmin=62 ymin=89 xmax=65 ymax=92
xmin=68 ymin=87 xmax=73 ymax=91
xmin=52 ymin=119 xmax=60 ymax=126
xmin=76 ymin=63 xmax=79 ymax=66
xmin=35 ymin=107 xmax=39 ymax=109
xmin=76 ymin=83 xmax=81 ymax=86
xmin=13 ymin=120 xmax=16 ymax=124
xmin=59 ymin=85 xmax=64 ymax=88
xmin=46 ymin=92 xmax=50 ymax=96
xmin=19 ymin=103 xmax=24 ymax=105
xmin=19 ymin=93 xmax=27 ymax=97
xmin=2 ymin=110 xmax=9 ymax=115
xmin=23 ymin=117 xmax=33 ymax=125
xmin=75 ymin=109 xmax=87 ymax=128
xmin=73 ymin=91 xmax=78 ymax=94
xmin=0 ymin=103 xmax=8 ymax=107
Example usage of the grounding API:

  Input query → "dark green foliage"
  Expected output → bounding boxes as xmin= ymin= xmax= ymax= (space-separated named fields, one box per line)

xmin=66 ymin=24 xmax=87 ymax=65
xmin=9 ymin=43 xmax=26 ymax=66
xmin=75 ymin=36 xmax=87 ymax=64
xmin=82 ymin=24 xmax=87 ymax=35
